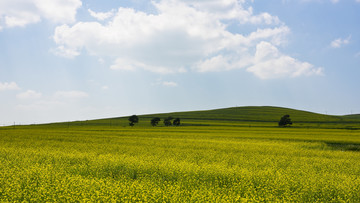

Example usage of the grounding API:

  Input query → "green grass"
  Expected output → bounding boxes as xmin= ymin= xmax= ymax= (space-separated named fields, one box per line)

xmin=343 ymin=114 xmax=360 ymax=120
xmin=1 ymin=106 xmax=360 ymax=202
xmin=141 ymin=106 xmax=358 ymax=123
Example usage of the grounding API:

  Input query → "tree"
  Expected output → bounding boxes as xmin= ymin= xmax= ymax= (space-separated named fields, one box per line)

xmin=278 ymin=114 xmax=292 ymax=127
xmin=173 ymin=118 xmax=181 ymax=126
xmin=164 ymin=116 xmax=173 ymax=126
xmin=151 ymin=117 xmax=161 ymax=126
xmin=128 ymin=115 xmax=139 ymax=127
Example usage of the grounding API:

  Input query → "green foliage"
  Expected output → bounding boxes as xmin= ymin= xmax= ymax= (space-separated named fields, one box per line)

xmin=150 ymin=117 xmax=161 ymax=127
xmin=278 ymin=114 xmax=293 ymax=127
xmin=128 ymin=115 xmax=139 ymax=126
xmin=163 ymin=116 xmax=173 ymax=126
xmin=173 ymin=118 xmax=180 ymax=126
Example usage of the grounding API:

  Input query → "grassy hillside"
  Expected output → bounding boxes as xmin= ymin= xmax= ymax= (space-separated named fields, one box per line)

xmin=44 ymin=106 xmax=358 ymax=130
xmin=343 ymin=114 xmax=360 ymax=120
xmin=141 ymin=106 xmax=348 ymax=122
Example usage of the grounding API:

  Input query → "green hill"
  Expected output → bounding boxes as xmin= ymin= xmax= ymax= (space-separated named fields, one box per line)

xmin=34 ymin=106 xmax=359 ymax=129
xmin=343 ymin=114 xmax=360 ymax=120
xmin=141 ymin=106 xmax=356 ymax=123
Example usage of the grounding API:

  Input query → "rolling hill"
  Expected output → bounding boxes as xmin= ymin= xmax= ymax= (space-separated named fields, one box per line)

xmin=26 ymin=106 xmax=360 ymax=129
xmin=140 ymin=106 xmax=358 ymax=123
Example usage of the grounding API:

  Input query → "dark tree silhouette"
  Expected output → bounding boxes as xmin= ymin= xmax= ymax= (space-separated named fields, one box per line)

xmin=164 ymin=116 xmax=173 ymax=126
xmin=151 ymin=117 xmax=161 ymax=126
xmin=173 ymin=118 xmax=181 ymax=126
xmin=278 ymin=115 xmax=292 ymax=127
xmin=128 ymin=115 xmax=139 ymax=127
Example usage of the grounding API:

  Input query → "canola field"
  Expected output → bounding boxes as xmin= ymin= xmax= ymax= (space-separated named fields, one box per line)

xmin=1 ymin=113 xmax=360 ymax=202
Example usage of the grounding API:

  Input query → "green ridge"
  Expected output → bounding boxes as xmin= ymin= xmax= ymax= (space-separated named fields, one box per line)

xmin=14 ymin=106 xmax=359 ymax=129
xmin=141 ymin=106 xmax=356 ymax=123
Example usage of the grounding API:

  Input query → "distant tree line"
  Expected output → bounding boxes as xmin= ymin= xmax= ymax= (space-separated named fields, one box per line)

xmin=129 ymin=114 xmax=290 ymax=127
xmin=128 ymin=115 xmax=181 ymax=127
xmin=162 ymin=116 xmax=180 ymax=127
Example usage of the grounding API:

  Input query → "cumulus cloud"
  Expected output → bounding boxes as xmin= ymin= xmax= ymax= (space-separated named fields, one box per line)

xmin=331 ymin=36 xmax=351 ymax=48
xmin=51 ymin=45 xmax=80 ymax=59
xmin=0 ymin=82 xmax=20 ymax=91
xmin=0 ymin=0 xmax=81 ymax=29
xmin=88 ymin=9 xmax=115 ymax=21
xmin=178 ymin=0 xmax=280 ymax=25
xmin=247 ymin=42 xmax=324 ymax=79
xmin=16 ymin=90 xmax=42 ymax=99
xmin=53 ymin=0 xmax=321 ymax=79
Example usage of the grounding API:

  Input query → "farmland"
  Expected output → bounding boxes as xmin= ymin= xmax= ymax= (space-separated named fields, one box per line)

xmin=1 ymin=106 xmax=360 ymax=202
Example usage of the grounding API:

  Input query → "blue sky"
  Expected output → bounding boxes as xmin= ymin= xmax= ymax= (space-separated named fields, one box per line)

xmin=0 ymin=0 xmax=359 ymax=125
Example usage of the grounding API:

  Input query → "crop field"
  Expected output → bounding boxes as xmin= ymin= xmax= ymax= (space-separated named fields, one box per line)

xmin=1 ymin=107 xmax=360 ymax=202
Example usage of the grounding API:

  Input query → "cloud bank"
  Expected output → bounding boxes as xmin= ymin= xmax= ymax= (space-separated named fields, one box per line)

xmin=0 ymin=82 xmax=20 ymax=91
xmin=0 ymin=0 xmax=81 ymax=28
xmin=52 ymin=0 xmax=323 ymax=79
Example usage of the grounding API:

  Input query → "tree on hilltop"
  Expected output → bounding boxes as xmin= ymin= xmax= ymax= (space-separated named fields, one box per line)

xmin=164 ymin=116 xmax=173 ymax=126
xmin=128 ymin=115 xmax=139 ymax=127
xmin=151 ymin=117 xmax=161 ymax=126
xmin=173 ymin=118 xmax=181 ymax=126
xmin=278 ymin=115 xmax=292 ymax=127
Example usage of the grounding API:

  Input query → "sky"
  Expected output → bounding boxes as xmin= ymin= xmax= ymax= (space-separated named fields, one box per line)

xmin=0 ymin=0 xmax=360 ymax=125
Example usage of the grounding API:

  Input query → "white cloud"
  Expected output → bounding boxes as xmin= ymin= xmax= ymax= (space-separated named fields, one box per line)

xmin=88 ymin=9 xmax=115 ymax=21
xmin=246 ymin=26 xmax=290 ymax=46
xmin=162 ymin=81 xmax=178 ymax=87
xmin=4 ymin=12 xmax=41 ymax=27
xmin=54 ymin=91 xmax=88 ymax=99
xmin=178 ymin=0 xmax=280 ymax=25
xmin=247 ymin=41 xmax=324 ymax=79
xmin=110 ymin=58 xmax=186 ymax=74
xmin=301 ymin=0 xmax=339 ymax=3
xmin=109 ymin=58 xmax=138 ymax=71
xmin=152 ymin=79 xmax=179 ymax=87
xmin=51 ymin=45 xmax=80 ymax=59
xmin=53 ymin=0 xmax=321 ymax=79
xmin=0 ymin=0 xmax=81 ymax=29
xmin=195 ymin=54 xmax=253 ymax=72
xmin=357 ymin=0 xmax=360 ymax=2
xmin=0 ymin=82 xmax=20 ymax=91
xmin=331 ymin=36 xmax=351 ymax=48
xmin=16 ymin=90 xmax=42 ymax=99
